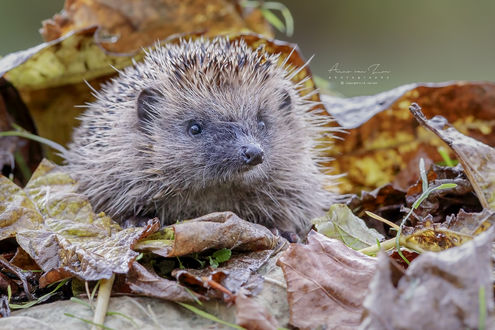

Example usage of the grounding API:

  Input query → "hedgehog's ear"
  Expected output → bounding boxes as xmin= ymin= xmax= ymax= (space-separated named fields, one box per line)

xmin=279 ymin=89 xmax=292 ymax=112
xmin=136 ymin=87 xmax=159 ymax=125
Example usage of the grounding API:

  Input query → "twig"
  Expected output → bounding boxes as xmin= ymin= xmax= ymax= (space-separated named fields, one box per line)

xmin=201 ymin=277 xmax=234 ymax=302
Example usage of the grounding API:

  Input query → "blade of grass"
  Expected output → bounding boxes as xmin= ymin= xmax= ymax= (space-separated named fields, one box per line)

xmin=14 ymin=150 xmax=31 ymax=180
xmin=0 ymin=130 xmax=67 ymax=154
xmin=263 ymin=2 xmax=294 ymax=36
xmin=70 ymin=297 xmax=93 ymax=309
xmin=65 ymin=313 xmax=115 ymax=330
xmin=7 ymin=285 xmax=11 ymax=303
xmin=240 ymin=1 xmax=294 ymax=37
xmin=106 ymin=311 xmax=139 ymax=328
xmin=9 ymin=278 xmax=69 ymax=309
xmin=437 ymin=146 xmax=456 ymax=167
xmin=260 ymin=8 xmax=285 ymax=33
xmin=178 ymin=303 xmax=245 ymax=329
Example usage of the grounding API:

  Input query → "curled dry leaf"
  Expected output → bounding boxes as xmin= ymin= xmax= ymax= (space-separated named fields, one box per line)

xmin=360 ymin=228 xmax=495 ymax=330
xmin=324 ymin=82 xmax=495 ymax=193
xmin=313 ymin=204 xmax=384 ymax=250
xmin=410 ymin=103 xmax=495 ymax=210
xmin=113 ymin=262 xmax=195 ymax=303
xmin=0 ymin=159 xmax=159 ymax=285
xmin=445 ymin=208 xmax=494 ymax=236
xmin=277 ymin=230 xmax=377 ymax=330
xmin=135 ymin=212 xmax=278 ymax=257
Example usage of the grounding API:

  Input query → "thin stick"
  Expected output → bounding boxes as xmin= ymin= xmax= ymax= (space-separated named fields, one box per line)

xmin=201 ymin=277 xmax=234 ymax=302
xmin=364 ymin=211 xmax=400 ymax=230
xmin=91 ymin=274 xmax=115 ymax=330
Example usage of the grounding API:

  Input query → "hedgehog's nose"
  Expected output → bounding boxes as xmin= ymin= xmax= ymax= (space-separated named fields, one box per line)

xmin=241 ymin=144 xmax=264 ymax=166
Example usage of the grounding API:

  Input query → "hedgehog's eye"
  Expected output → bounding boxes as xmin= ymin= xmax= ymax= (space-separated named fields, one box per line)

xmin=257 ymin=120 xmax=266 ymax=131
xmin=188 ymin=122 xmax=203 ymax=136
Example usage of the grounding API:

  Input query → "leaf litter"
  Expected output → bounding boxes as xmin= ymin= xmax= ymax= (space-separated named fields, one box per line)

xmin=1 ymin=0 xmax=495 ymax=328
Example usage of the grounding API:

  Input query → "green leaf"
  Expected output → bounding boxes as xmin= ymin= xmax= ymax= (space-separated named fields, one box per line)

xmin=313 ymin=204 xmax=384 ymax=250
xmin=212 ymin=248 xmax=232 ymax=263
xmin=435 ymin=183 xmax=458 ymax=190
xmin=209 ymin=256 xmax=219 ymax=268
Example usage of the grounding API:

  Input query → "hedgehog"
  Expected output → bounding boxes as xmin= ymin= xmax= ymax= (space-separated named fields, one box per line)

xmin=64 ymin=37 xmax=336 ymax=241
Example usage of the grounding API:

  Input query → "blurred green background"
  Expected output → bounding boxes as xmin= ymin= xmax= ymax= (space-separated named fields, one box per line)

xmin=1 ymin=0 xmax=494 ymax=96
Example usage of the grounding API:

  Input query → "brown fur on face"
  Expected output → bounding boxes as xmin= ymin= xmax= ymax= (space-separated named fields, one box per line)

xmin=64 ymin=37 xmax=337 ymax=237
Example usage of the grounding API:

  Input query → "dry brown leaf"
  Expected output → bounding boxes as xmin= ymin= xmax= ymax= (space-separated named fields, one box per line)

xmin=410 ymin=103 xmax=495 ymax=210
xmin=135 ymin=212 xmax=278 ymax=257
xmin=41 ymin=0 xmax=274 ymax=53
xmin=277 ymin=230 xmax=377 ymax=329
xmin=9 ymin=247 xmax=40 ymax=271
xmin=360 ymin=228 xmax=495 ymax=329
xmin=324 ymin=82 xmax=495 ymax=194
xmin=235 ymin=288 xmax=278 ymax=330
xmin=445 ymin=209 xmax=495 ymax=236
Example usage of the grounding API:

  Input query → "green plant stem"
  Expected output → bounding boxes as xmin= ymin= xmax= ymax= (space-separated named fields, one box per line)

xmin=479 ymin=286 xmax=486 ymax=330
xmin=0 ymin=130 xmax=67 ymax=154
xmin=91 ymin=274 xmax=115 ymax=330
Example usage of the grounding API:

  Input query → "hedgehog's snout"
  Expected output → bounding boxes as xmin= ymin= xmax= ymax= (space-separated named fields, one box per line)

xmin=240 ymin=144 xmax=264 ymax=166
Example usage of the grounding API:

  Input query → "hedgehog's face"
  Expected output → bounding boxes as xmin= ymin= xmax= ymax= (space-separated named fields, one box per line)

xmin=136 ymin=81 xmax=305 ymax=189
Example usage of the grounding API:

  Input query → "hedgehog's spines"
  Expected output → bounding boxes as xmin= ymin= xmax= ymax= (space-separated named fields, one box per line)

xmin=65 ymin=37 xmax=338 ymax=237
